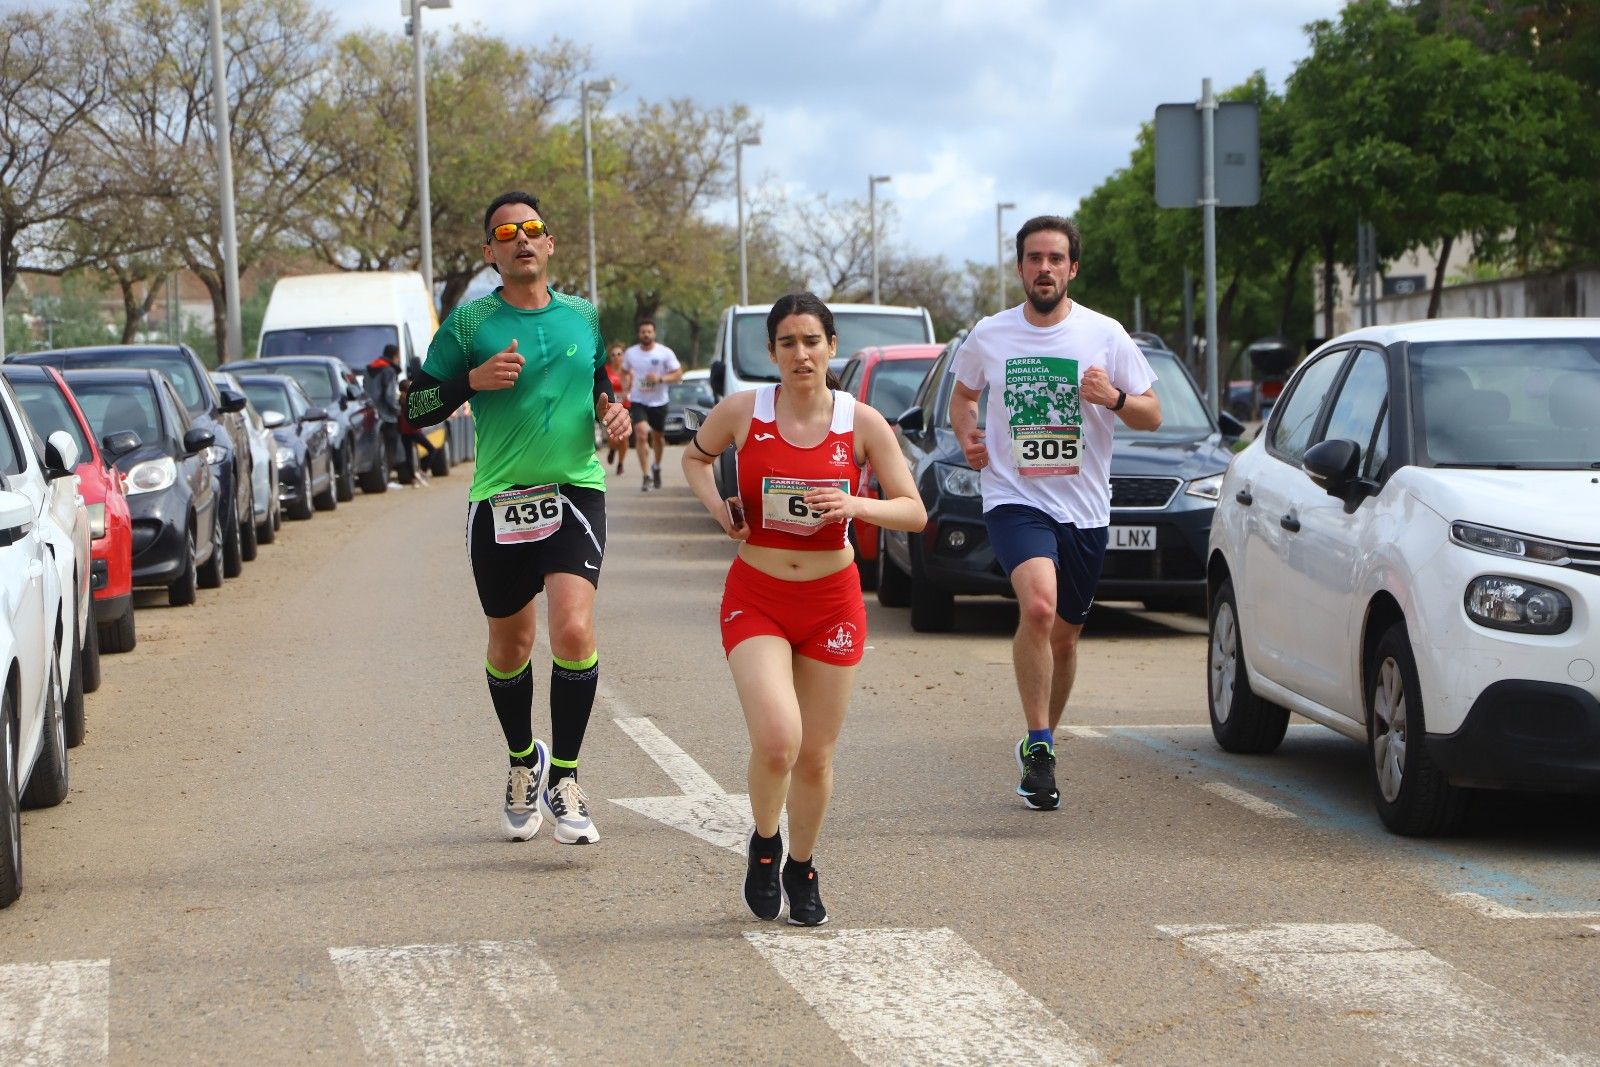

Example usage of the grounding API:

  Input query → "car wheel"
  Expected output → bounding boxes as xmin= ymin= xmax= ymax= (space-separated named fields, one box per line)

xmin=289 ymin=476 xmax=314 ymax=520
xmin=876 ymin=531 xmax=912 ymax=608
xmin=21 ymin=646 xmax=68 ymax=810
xmin=429 ymin=436 xmax=451 ymax=477
xmin=313 ymin=461 xmax=337 ymax=511
xmin=239 ymin=493 xmax=259 ymax=562
xmin=64 ymin=611 xmax=87 ymax=749
xmin=99 ymin=604 xmax=136 ymax=654
xmin=198 ymin=509 xmax=225 ymax=590
xmin=1368 ymin=621 xmax=1466 ymax=836
xmin=908 ymin=548 xmax=954 ymax=633
xmin=79 ymin=597 xmax=101 ymax=696
xmin=256 ymin=506 xmax=276 ymax=545
xmin=221 ymin=497 xmax=243 ymax=578
xmin=358 ymin=452 xmax=387 ymax=494
xmin=169 ymin=527 xmax=198 ymax=606
xmin=1207 ymin=578 xmax=1289 ymax=754
xmin=335 ymin=445 xmax=355 ymax=502
xmin=0 ymin=689 xmax=21 ymax=907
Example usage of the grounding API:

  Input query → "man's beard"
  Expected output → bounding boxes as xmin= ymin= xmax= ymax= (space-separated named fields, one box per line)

xmin=1025 ymin=281 xmax=1066 ymax=315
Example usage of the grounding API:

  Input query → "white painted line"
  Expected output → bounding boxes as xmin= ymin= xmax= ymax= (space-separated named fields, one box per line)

xmin=1199 ymin=780 xmax=1297 ymax=819
xmin=0 ymin=958 xmax=109 ymax=1065
xmin=1448 ymin=892 xmax=1600 ymax=921
xmin=612 ymin=715 xmax=725 ymax=796
xmin=612 ymin=792 xmax=766 ymax=854
xmin=330 ymin=940 xmax=576 ymax=1065
xmin=1159 ymin=923 xmax=1577 ymax=1064
xmin=746 ymin=928 xmax=1097 ymax=1067
xmin=1059 ymin=725 xmax=1105 ymax=740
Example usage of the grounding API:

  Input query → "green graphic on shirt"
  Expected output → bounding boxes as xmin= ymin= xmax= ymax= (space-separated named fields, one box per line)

xmin=1003 ymin=356 xmax=1080 ymax=427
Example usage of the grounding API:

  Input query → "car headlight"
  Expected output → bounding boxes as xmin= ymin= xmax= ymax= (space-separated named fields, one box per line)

xmin=274 ymin=445 xmax=294 ymax=466
xmin=1464 ymin=575 xmax=1572 ymax=635
xmin=86 ymin=502 xmax=106 ymax=539
xmin=1185 ymin=474 xmax=1225 ymax=502
xmin=1451 ymin=522 xmax=1569 ymax=565
xmin=203 ymin=445 xmax=227 ymax=465
xmin=125 ymin=456 xmax=177 ymax=495
xmin=936 ymin=461 xmax=982 ymax=497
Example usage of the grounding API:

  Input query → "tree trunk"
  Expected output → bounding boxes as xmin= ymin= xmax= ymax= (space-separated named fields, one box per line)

xmin=438 ymin=273 xmax=472 ymax=317
xmin=632 ymin=293 xmax=661 ymax=327
xmin=1217 ymin=275 xmax=1241 ymax=392
xmin=1321 ymin=231 xmax=1337 ymax=339
xmin=1427 ymin=234 xmax=1454 ymax=319
xmin=1277 ymin=244 xmax=1307 ymax=336
xmin=687 ymin=318 xmax=702 ymax=365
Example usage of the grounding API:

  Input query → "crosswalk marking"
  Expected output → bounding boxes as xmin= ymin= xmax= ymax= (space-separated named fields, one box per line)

xmin=1059 ymin=725 xmax=1106 ymax=739
xmin=612 ymin=715 xmax=723 ymax=796
xmin=1158 ymin=922 xmax=1577 ymax=1064
xmin=746 ymin=928 xmax=1097 ymax=1066
xmin=0 ymin=958 xmax=109 ymax=1065
xmin=329 ymin=940 xmax=575 ymax=1064
xmin=1449 ymin=892 xmax=1600 ymax=921
xmin=1199 ymin=780 xmax=1297 ymax=819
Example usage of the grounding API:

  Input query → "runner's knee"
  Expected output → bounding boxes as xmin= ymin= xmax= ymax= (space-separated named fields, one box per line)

xmin=792 ymin=744 xmax=834 ymax=784
xmin=750 ymin=725 xmax=801 ymax=775
xmin=1019 ymin=593 xmax=1057 ymax=631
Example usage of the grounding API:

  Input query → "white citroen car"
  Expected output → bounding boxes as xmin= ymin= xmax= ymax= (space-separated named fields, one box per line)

xmin=1206 ymin=319 xmax=1600 ymax=835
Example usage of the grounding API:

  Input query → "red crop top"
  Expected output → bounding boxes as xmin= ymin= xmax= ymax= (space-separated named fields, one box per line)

xmin=737 ymin=386 xmax=861 ymax=552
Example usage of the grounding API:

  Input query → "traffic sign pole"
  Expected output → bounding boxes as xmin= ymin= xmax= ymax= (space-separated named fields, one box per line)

xmin=1200 ymin=78 xmax=1219 ymax=419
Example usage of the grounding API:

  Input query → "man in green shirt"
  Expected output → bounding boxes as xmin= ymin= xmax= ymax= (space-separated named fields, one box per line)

xmin=406 ymin=190 xmax=631 ymax=846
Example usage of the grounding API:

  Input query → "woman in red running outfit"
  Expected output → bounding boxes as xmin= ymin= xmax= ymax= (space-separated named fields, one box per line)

xmin=603 ymin=343 xmax=630 ymax=474
xmin=683 ymin=292 xmax=925 ymax=926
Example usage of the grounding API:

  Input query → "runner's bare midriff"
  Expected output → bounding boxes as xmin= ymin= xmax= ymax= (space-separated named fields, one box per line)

xmin=738 ymin=543 xmax=854 ymax=582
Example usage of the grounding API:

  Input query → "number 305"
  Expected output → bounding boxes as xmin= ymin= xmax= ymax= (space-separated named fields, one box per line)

xmin=1021 ymin=439 xmax=1077 ymax=461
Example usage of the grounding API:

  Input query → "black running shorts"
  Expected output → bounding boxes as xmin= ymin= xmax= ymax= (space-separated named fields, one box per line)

xmin=630 ymin=403 xmax=668 ymax=432
xmin=466 ymin=485 xmax=606 ymax=618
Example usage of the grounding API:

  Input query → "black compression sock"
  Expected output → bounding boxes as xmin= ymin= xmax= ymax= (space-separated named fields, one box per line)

xmin=486 ymin=659 xmax=534 ymax=765
xmin=550 ymin=652 xmax=598 ymax=781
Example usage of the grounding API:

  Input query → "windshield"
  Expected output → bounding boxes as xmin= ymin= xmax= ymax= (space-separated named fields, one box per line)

xmin=10 ymin=380 xmax=89 ymax=459
xmin=69 ymin=381 xmax=165 ymax=446
xmin=732 ymin=310 xmax=931 ymax=382
xmin=669 ymin=380 xmax=715 ymax=408
xmin=69 ymin=353 xmax=205 ymax=416
xmin=865 ymin=358 xmax=935 ymax=419
xmin=267 ymin=363 xmax=337 ymax=405
xmin=242 ymin=382 xmax=295 ymax=422
xmin=260 ymin=326 xmax=398 ymax=375
xmin=1122 ymin=352 xmax=1215 ymax=440
xmin=1411 ymin=338 xmax=1600 ymax=469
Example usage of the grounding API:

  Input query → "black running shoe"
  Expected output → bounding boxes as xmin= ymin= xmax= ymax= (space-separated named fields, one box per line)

xmin=651 ymin=464 xmax=662 ymax=489
xmin=781 ymin=859 xmax=828 ymax=927
xmin=744 ymin=830 xmax=783 ymax=921
xmin=1015 ymin=740 xmax=1060 ymax=810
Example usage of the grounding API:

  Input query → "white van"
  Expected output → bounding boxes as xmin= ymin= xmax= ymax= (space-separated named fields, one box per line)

xmin=706 ymin=301 xmax=936 ymax=493
xmin=256 ymin=271 xmax=468 ymax=477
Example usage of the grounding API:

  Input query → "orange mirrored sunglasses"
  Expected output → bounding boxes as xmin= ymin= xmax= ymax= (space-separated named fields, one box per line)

xmin=489 ymin=218 xmax=549 ymax=242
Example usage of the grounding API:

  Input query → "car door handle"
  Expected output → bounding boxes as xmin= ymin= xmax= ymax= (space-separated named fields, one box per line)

xmin=1235 ymin=489 xmax=1253 ymax=506
xmin=1280 ymin=514 xmax=1301 ymax=533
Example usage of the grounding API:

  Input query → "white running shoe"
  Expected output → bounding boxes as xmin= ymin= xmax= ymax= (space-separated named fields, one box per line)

xmin=540 ymin=776 xmax=600 ymax=844
xmin=501 ymin=740 xmax=550 ymax=841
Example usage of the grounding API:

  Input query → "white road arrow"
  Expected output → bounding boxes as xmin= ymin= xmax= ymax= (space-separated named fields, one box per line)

xmin=610 ymin=715 xmax=783 ymax=853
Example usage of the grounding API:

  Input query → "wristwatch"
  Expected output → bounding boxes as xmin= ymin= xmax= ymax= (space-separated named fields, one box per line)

xmin=1111 ymin=389 xmax=1127 ymax=412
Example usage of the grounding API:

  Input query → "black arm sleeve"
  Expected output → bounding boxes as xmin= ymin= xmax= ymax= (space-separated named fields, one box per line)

xmin=593 ymin=364 xmax=614 ymax=405
xmin=404 ymin=367 xmax=475 ymax=429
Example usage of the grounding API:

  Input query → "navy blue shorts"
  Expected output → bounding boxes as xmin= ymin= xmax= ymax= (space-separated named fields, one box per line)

xmin=984 ymin=505 xmax=1109 ymax=625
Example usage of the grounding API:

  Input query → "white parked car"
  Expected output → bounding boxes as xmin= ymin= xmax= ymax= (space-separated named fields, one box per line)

xmin=1206 ymin=318 xmax=1600 ymax=835
xmin=0 ymin=413 xmax=78 ymax=906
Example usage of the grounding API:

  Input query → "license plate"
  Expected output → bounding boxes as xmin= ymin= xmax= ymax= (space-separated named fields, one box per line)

xmin=1110 ymin=525 xmax=1157 ymax=551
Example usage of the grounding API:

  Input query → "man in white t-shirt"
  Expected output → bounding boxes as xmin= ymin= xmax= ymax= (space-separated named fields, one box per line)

xmin=621 ymin=318 xmax=682 ymax=491
xmin=949 ymin=216 xmax=1162 ymax=811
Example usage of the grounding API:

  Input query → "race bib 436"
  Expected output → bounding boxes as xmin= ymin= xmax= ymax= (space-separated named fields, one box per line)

xmin=491 ymin=484 xmax=562 ymax=544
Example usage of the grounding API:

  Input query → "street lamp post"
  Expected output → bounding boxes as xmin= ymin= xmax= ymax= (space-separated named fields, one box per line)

xmin=995 ymin=201 xmax=1015 ymax=311
xmin=735 ymin=134 xmax=760 ymax=305
xmin=581 ymin=78 xmax=615 ymax=308
xmin=207 ymin=0 xmax=242 ymax=360
xmin=868 ymin=174 xmax=891 ymax=305
xmin=407 ymin=0 xmax=451 ymax=309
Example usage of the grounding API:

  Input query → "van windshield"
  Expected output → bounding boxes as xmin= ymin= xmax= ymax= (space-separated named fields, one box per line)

xmin=261 ymin=326 xmax=399 ymax=374
xmin=732 ymin=311 xmax=931 ymax=382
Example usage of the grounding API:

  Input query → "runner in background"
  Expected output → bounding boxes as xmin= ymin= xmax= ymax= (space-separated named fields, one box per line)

xmin=603 ymin=342 xmax=630 ymax=475
xmin=622 ymin=319 xmax=681 ymax=491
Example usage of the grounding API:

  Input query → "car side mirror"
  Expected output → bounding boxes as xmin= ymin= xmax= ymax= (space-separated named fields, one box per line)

xmin=43 ymin=430 xmax=79 ymax=479
xmin=709 ymin=359 xmax=725 ymax=398
xmin=895 ymin=406 xmax=924 ymax=434
xmin=1303 ymin=438 xmax=1361 ymax=496
xmin=1217 ymin=411 xmax=1246 ymax=439
xmin=302 ymin=406 xmax=330 ymax=422
xmin=218 ymin=388 xmax=247 ymax=414
xmin=260 ymin=410 xmax=287 ymax=429
xmin=182 ymin=427 xmax=216 ymax=456
xmin=345 ymin=383 xmax=363 ymax=401
xmin=102 ymin=430 xmax=140 ymax=458
xmin=0 ymin=489 xmax=31 ymax=546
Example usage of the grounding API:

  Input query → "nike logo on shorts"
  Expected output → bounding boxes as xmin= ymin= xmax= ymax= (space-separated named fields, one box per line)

xmin=583 ymin=561 xmax=598 ymax=570
xmin=723 ymin=610 xmax=743 ymax=622
xmin=754 ymin=433 xmax=775 ymax=442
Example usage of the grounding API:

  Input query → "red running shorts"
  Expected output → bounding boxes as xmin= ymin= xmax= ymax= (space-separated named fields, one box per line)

xmin=719 ymin=556 xmax=867 ymax=665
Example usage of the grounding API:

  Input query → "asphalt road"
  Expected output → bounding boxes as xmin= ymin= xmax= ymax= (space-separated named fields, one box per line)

xmin=5 ymin=453 xmax=1598 ymax=1065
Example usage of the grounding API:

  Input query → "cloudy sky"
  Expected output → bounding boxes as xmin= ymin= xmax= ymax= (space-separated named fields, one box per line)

xmin=338 ymin=0 xmax=1344 ymax=270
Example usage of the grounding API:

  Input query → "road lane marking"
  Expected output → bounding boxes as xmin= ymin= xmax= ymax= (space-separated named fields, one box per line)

xmin=1059 ymin=725 xmax=1105 ymax=739
xmin=1158 ymin=923 xmax=1579 ymax=1064
xmin=612 ymin=715 xmax=723 ymax=796
xmin=746 ymin=928 xmax=1098 ymax=1066
xmin=1198 ymin=780 xmax=1297 ymax=819
xmin=0 ymin=958 xmax=109 ymax=1065
xmin=1448 ymin=893 xmax=1600 ymax=921
xmin=329 ymin=940 xmax=575 ymax=1064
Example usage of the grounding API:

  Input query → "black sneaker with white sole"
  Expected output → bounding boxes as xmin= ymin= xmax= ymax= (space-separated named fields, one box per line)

xmin=781 ymin=859 xmax=828 ymax=927
xmin=744 ymin=830 xmax=783 ymax=921
xmin=1015 ymin=739 xmax=1060 ymax=810
xmin=651 ymin=464 xmax=662 ymax=488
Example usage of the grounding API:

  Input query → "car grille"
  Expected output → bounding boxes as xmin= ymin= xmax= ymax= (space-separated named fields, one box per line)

xmin=1110 ymin=477 xmax=1181 ymax=509
xmin=1566 ymin=542 xmax=1600 ymax=577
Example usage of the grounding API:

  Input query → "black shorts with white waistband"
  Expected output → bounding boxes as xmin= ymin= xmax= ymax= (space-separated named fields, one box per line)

xmin=466 ymin=485 xmax=607 ymax=618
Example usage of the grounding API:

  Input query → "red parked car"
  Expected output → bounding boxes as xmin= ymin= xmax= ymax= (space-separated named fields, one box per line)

xmin=835 ymin=343 xmax=943 ymax=588
xmin=3 ymin=365 xmax=137 ymax=653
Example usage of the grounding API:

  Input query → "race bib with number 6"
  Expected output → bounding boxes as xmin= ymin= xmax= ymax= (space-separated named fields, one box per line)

xmin=491 ymin=484 xmax=563 ymax=544
xmin=1011 ymin=425 xmax=1081 ymax=477
xmin=761 ymin=477 xmax=849 ymax=535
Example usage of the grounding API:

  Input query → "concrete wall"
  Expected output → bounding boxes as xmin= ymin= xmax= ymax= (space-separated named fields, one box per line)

xmin=1371 ymin=268 xmax=1600 ymax=326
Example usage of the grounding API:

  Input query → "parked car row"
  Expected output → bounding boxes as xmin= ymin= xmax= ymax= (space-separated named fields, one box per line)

xmin=0 ymin=343 xmax=472 ymax=907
